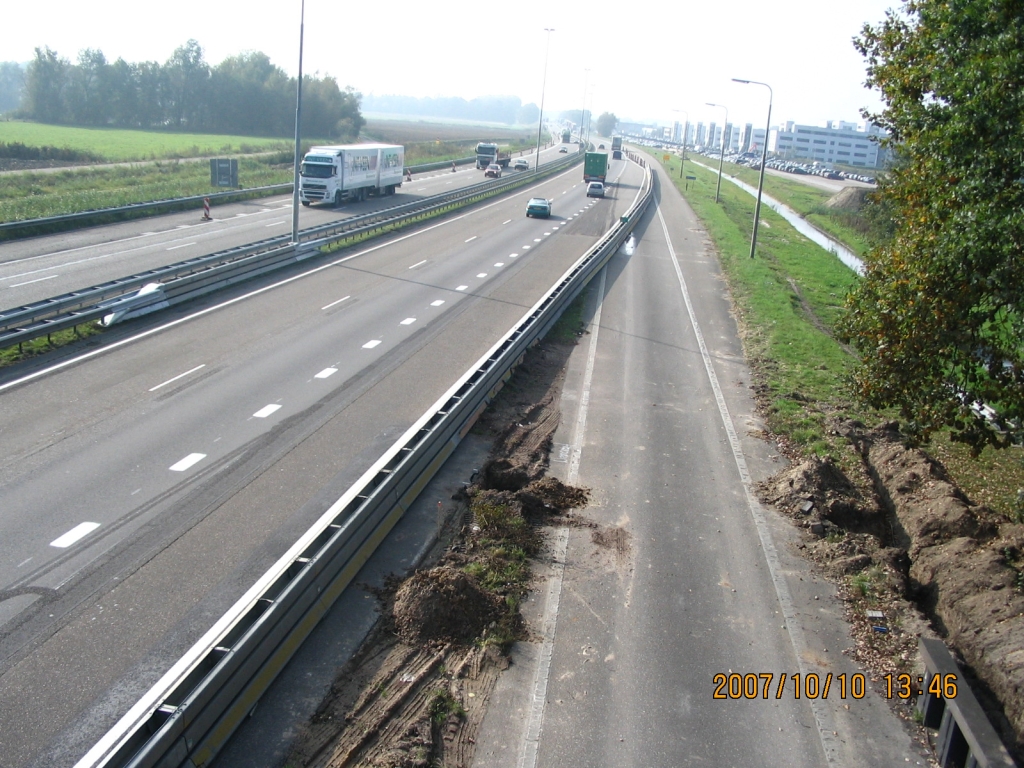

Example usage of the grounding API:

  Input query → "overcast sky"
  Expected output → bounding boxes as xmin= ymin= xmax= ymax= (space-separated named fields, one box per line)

xmin=3 ymin=0 xmax=903 ymax=129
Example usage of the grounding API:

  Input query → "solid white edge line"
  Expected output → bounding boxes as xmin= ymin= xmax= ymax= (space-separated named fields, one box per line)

xmin=655 ymin=201 xmax=841 ymax=765
xmin=149 ymin=364 xmax=206 ymax=392
xmin=408 ymin=259 xmax=427 ymax=269
xmin=518 ymin=267 xmax=607 ymax=768
xmin=50 ymin=522 xmax=101 ymax=548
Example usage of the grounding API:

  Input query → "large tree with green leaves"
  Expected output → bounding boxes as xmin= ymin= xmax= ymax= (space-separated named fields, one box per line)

xmin=841 ymin=0 xmax=1024 ymax=452
xmin=595 ymin=112 xmax=618 ymax=138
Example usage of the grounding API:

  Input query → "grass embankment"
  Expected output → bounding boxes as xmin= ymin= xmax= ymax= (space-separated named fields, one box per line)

xmin=0 ymin=155 xmax=294 ymax=223
xmin=699 ymin=158 xmax=875 ymax=257
xmin=655 ymin=151 xmax=1024 ymax=518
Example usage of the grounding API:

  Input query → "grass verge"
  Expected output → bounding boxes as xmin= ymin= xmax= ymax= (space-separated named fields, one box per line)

xmin=0 ymin=323 xmax=103 ymax=369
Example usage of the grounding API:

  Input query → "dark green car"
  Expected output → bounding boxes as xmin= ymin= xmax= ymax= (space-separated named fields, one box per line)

xmin=526 ymin=197 xmax=552 ymax=218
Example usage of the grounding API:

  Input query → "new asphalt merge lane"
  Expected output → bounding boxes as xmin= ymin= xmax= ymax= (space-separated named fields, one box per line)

xmin=473 ymin=164 xmax=927 ymax=767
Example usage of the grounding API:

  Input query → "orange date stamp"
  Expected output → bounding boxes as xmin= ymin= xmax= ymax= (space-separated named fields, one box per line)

xmin=712 ymin=672 xmax=959 ymax=700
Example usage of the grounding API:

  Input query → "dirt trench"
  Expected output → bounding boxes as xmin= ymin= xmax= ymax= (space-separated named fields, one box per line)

xmin=760 ymin=419 xmax=1024 ymax=760
xmin=283 ymin=338 xmax=592 ymax=768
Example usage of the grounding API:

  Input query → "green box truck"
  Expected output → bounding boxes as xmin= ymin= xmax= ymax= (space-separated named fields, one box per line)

xmin=583 ymin=151 xmax=608 ymax=183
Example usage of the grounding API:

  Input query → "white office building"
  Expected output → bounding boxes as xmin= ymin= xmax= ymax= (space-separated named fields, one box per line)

xmin=769 ymin=120 xmax=887 ymax=167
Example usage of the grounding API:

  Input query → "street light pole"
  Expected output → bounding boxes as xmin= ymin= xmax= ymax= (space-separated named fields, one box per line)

xmin=706 ymin=102 xmax=728 ymax=203
xmin=535 ymin=28 xmax=554 ymax=173
xmin=290 ymin=0 xmax=305 ymax=245
xmin=733 ymin=78 xmax=773 ymax=258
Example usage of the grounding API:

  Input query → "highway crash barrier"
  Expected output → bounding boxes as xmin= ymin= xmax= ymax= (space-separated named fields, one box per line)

xmin=74 ymin=156 xmax=653 ymax=768
xmin=916 ymin=638 xmax=1016 ymax=768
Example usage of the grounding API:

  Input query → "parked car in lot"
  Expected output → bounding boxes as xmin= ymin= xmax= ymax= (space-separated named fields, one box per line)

xmin=485 ymin=163 xmax=502 ymax=178
xmin=513 ymin=158 xmax=529 ymax=171
xmin=558 ymin=146 xmax=568 ymax=153
xmin=526 ymin=197 xmax=552 ymax=218
xmin=586 ymin=181 xmax=605 ymax=198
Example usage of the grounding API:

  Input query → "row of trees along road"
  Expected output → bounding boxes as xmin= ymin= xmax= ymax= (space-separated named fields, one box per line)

xmin=21 ymin=40 xmax=364 ymax=139
xmin=842 ymin=0 xmax=1024 ymax=453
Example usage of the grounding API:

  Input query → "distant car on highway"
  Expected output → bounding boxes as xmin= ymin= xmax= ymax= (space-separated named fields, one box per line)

xmin=558 ymin=146 xmax=568 ymax=153
xmin=586 ymin=181 xmax=605 ymax=198
xmin=526 ymin=197 xmax=552 ymax=218
xmin=513 ymin=158 xmax=529 ymax=171
xmin=485 ymin=163 xmax=502 ymax=178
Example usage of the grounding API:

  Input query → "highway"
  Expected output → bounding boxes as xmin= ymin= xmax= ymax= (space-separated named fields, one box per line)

xmin=0 ymin=145 xmax=566 ymax=310
xmin=0 ymin=151 xmax=638 ymax=767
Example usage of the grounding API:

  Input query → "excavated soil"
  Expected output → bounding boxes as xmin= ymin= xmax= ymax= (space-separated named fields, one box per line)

xmin=761 ymin=419 xmax=1024 ymax=759
xmin=284 ymin=339 xmax=592 ymax=768
xmin=824 ymin=186 xmax=869 ymax=211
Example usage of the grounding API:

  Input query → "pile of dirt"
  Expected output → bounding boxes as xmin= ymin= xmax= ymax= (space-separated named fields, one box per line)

xmin=763 ymin=420 xmax=1024 ymax=757
xmin=286 ymin=338 xmax=591 ymax=768
xmin=393 ymin=567 xmax=501 ymax=646
xmin=760 ymin=455 xmax=887 ymax=537
xmin=864 ymin=424 xmax=1024 ymax=752
xmin=824 ymin=186 xmax=868 ymax=211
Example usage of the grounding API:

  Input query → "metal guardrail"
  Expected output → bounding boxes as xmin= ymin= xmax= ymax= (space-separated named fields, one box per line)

xmin=916 ymin=638 xmax=1017 ymax=768
xmin=73 ymin=154 xmax=652 ymax=768
xmin=0 ymin=151 xmax=581 ymax=349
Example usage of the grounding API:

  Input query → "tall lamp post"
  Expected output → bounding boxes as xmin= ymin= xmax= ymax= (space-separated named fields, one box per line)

xmin=673 ymin=109 xmax=688 ymax=178
xmin=732 ymin=78 xmax=773 ymax=258
xmin=290 ymin=0 xmax=306 ymax=244
xmin=706 ymin=102 xmax=728 ymax=203
xmin=534 ymin=28 xmax=555 ymax=173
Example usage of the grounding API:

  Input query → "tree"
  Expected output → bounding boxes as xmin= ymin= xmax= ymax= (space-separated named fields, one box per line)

xmin=166 ymin=40 xmax=209 ymax=128
xmin=841 ymin=0 xmax=1024 ymax=452
xmin=516 ymin=102 xmax=539 ymax=125
xmin=0 ymin=62 xmax=26 ymax=114
xmin=595 ymin=112 xmax=618 ymax=138
xmin=24 ymin=47 xmax=69 ymax=123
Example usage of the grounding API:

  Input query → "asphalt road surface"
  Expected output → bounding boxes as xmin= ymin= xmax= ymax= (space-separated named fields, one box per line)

xmin=0 ymin=156 xmax=640 ymax=767
xmin=0 ymin=145 xmax=568 ymax=310
xmin=472 ymin=160 xmax=926 ymax=768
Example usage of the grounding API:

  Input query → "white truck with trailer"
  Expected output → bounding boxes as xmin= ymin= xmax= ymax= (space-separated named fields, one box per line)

xmin=299 ymin=143 xmax=405 ymax=206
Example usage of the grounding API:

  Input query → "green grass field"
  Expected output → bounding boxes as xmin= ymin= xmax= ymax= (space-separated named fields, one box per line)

xmin=652 ymin=149 xmax=1024 ymax=518
xmin=706 ymin=159 xmax=875 ymax=257
xmin=0 ymin=121 xmax=292 ymax=162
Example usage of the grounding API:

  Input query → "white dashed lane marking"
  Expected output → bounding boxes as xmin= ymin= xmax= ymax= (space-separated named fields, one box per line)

xmin=400 ymin=318 xmax=417 ymax=325
xmin=408 ymin=259 xmax=427 ymax=269
xmin=465 ymin=236 xmax=477 ymax=243
xmin=169 ymin=453 xmax=206 ymax=472
xmin=456 ymin=285 xmax=468 ymax=291
xmin=322 ymin=295 xmax=351 ymax=310
xmin=253 ymin=404 xmax=282 ymax=418
xmin=50 ymin=522 xmax=101 ymax=548
xmin=149 ymin=364 xmax=206 ymax=392
xmin=363 ymin=340 xmax=382 ymax=349
xmin=315 ymin=367 xmax=338 ymax=379
xmin=431 ymin=300 xmax=445 ymax=306
xmin=477 ymin=273 xmax=487 ymax=278
xmin=494 ymin=263 xmax=504 ymax=267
